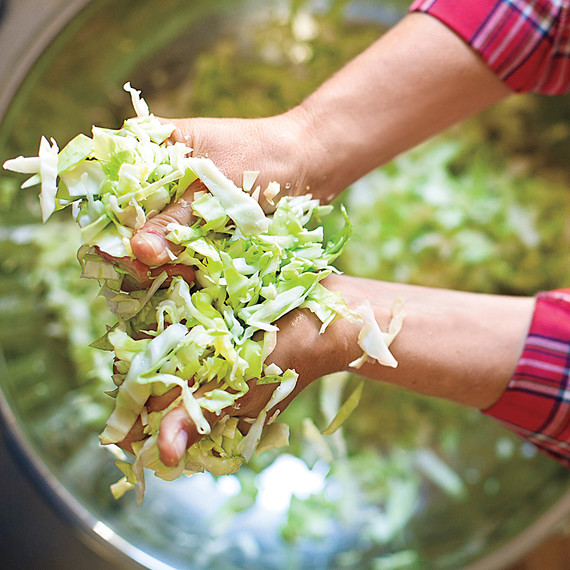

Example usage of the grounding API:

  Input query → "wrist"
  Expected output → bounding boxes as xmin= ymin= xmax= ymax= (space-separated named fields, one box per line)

xmin=282 ymin=103 xmax=346 ymax=204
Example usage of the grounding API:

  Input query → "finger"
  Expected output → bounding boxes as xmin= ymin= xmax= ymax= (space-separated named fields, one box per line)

xmin=156 ymin=380 xmax=222 ymax=467
xmin=149 ymin=263 xmax=195 ymax=288
xmin=131 ymin=179 xmax=206 ymax=266
xmin=155 ymin=375 xmax=272 ymax=467
xmin=158 ymin=404 xmax=220 ymax=467
xmin=157 ymin=377 xmax=297 ymax=467
xmin=96 ymin=248 xmax=195 ymax=291
xmin=115 ymin=387 xmax=180 ymax=455
xmin=157 ymin=406 xmax=194 ymax=467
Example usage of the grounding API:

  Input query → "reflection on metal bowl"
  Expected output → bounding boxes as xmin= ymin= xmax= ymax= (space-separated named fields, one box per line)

xmin=1 ymin=1 xmax=570 ymax=569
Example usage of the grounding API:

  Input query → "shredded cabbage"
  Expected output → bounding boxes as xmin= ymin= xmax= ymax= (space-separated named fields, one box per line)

xmin=3 ymin=83 xmax=403 ymax=502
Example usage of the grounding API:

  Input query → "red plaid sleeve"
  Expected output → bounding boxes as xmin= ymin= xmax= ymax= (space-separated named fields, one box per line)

xmin=484 ymin=290 xmax=570 ymax=468
xmin=409 ymin=0 xmax=570 ymax=95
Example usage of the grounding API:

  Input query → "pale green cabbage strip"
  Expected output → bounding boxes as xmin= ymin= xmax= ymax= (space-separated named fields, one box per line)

xmin=3 ymin=83 xmax=402 ymax=502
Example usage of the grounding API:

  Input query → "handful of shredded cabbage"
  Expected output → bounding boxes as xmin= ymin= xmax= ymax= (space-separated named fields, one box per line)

xmin=3 ymin=84 xmax=401 ymax=502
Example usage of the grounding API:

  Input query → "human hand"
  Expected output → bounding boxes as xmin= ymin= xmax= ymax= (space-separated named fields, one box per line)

xmin=118 ymin=300 xmax=354 ymax=467
xmin=96 ymin=109 xmax=310 ymax=286
xmin=129 ymin=110 xmax=331 ymax=268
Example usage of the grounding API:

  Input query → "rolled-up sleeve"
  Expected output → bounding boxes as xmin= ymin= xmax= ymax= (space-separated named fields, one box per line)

xmin=409 ymin=0 xmax=570 ymax=95
xmin=483 ymin=290 xmax=570 ymax=468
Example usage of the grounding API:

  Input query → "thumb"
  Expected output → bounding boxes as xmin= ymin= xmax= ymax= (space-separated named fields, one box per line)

xmin=157 ymin=397 xmax=220 ymax=468
xmin=158 ymin=406 xmax=201 ymax=467
xmin=156 ymin=378 xmax=277 ymax=467
xmin=131 ymin=180 xmax=205 ymax=266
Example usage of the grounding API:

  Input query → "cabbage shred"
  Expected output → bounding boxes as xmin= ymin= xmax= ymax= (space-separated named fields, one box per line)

xmin=3 ymin=84 xmax=400 ymax=502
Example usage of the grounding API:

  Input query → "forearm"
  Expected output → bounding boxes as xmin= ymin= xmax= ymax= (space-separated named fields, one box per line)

xmin=321 ymin=275 xmax=534 ymax=410
xmin=133 ymin=13 xmax=514 ymax=265
xmin=293 ymin=12 xmax=513 ymax=203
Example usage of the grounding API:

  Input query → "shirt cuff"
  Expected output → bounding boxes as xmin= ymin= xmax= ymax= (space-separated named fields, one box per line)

xmin=483 ymin=289 xmax=570 ymax=467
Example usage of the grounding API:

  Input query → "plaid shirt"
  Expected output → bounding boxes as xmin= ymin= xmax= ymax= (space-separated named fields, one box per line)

xmin=409 ymin=1 xmax=570 ymax=465
xmin=410 ymin=0 xmax=570 ymax=95
xmin=484 ymin=291 xmax=570 ymax=467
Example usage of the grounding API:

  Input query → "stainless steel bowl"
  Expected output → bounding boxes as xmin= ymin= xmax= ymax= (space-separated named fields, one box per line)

xmin=1 ymin=1 xmax=569 ymax=569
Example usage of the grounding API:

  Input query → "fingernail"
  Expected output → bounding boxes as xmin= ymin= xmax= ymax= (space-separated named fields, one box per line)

xmin=133 ymin=232 xmax=168 ymax=265
xmin=139 ymin=232 xmax=165 ymax=256
xmin=172 ymin=429 xmax=188 ymax=461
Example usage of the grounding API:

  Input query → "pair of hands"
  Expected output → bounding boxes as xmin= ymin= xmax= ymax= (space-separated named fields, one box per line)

xmin=115 ymin=113 xmax=346 ymax=467
xmin=112 ymin=10 xmax=517 ymax=466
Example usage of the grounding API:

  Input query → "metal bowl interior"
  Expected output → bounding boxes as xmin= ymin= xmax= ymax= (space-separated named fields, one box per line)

xmin=1 ymin=1 xmax=570 ymax=569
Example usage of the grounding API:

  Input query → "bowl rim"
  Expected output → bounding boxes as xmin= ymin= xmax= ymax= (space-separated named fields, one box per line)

xmin=1 ymin=2 xmax=569 ymax=569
